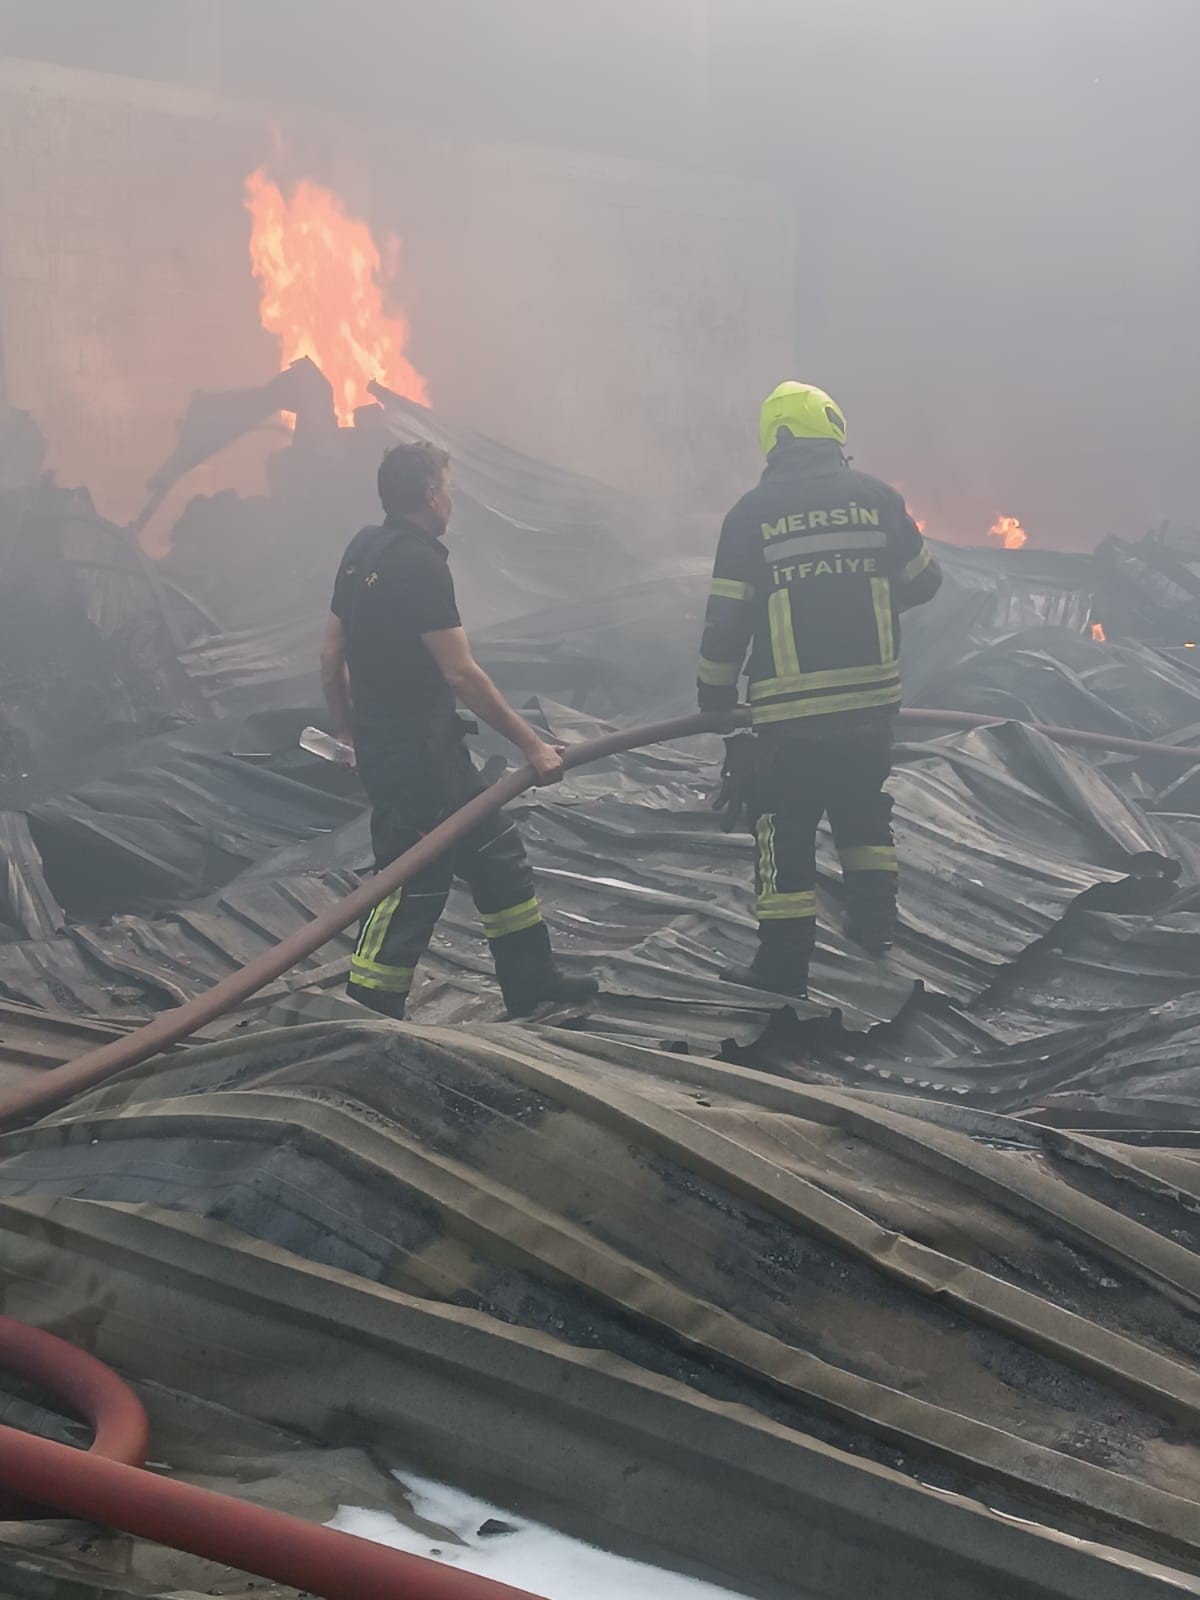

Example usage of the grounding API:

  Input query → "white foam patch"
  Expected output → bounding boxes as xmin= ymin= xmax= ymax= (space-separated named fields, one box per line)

xmin=330 ymin=1469 xmax=749 ymax=1599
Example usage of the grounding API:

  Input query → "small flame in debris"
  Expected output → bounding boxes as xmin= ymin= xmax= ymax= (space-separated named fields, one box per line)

xmin=245 ymin=169 xmax=429 ymax=426
xmin=914 ymin=519 xmax=927 ymax=534
xmin=988 ymin=514 xmax=1028 ymax=550
xmin=1090 ymin=622 xmax=1107 ymax=642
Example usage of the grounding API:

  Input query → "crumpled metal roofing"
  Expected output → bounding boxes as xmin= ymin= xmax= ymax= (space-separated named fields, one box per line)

xmin=2 ymin=407 xmax=1200 ymax=1598
xmin=0 ymin=706 xmax=1179 ymax=1048
xmin=0 ymin=518 xmax=1195 ymax=1077
xmin=5 ymin=1020 xmax=1200 ymax=1590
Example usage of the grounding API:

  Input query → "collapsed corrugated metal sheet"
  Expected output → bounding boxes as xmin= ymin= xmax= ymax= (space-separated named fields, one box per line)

xmin=0 ymin=707 xmax=1180 ymax=1046
xmin=0 ymin=511 xmax=1196 ymax=1083
xmin=5 ymin=1022 xmax=1200 ymax=1596
xmin=1093 ymin=529 xmax=1200 ymax=646
xmin=3 ymin=406 xmax=1200 ymax=1597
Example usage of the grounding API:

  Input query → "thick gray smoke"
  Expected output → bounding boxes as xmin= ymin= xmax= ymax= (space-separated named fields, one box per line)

xmin=1 ymin=0 xmax=1197 ymax=546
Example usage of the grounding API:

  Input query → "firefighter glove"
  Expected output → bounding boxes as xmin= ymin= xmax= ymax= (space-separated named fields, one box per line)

xmin=712 ymin=733 xmax=759 ymax=834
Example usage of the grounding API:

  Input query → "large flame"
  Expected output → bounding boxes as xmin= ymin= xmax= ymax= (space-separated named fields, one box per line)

xmin=245 ymin=169 xmax=429 ymax=425
xmin=988 ymin=514 xmax=1028 ymax=550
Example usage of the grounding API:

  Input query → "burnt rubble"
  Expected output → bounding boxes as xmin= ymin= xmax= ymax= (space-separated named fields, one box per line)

xmin=0 ymin=382 xmax=1196 ymax=1111
xmin=2 ymin=384 xmax=1200 ymax=1599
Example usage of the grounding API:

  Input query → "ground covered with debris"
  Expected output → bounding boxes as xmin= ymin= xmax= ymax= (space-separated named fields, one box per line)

xmin=1 ymin=392 xmax=1199 ymax=1599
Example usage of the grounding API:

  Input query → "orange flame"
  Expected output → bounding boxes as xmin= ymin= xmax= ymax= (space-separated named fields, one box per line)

xmin=988 ymin=514 xmax=1028 ymax=550
xmin=1090 ymin=622 xmax=1107 ymax=642
xmin=245 ymin=169 xmax=429 ymax=425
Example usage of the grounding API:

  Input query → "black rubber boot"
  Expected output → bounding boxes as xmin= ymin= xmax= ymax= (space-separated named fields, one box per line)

xmin=845 ymin=909 xmax=896 ymax=956
xmin=346 ymin=982 xmax=407 ymax=1020
xmin=720 ymin=958 xmax=809 ymax=1001
xmin=492 ymin=922 xmax=599 ymax=1017
xmin=504 ymin=969 xmax=600 ymax=1018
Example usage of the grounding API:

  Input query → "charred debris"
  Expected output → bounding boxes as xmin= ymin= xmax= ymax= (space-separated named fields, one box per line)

xmin=0 ymin=365 xmax=1197 ymax=1113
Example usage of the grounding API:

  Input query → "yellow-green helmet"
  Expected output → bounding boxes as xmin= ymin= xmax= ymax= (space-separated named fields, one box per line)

xmin=759 ymin=382 xmax=847 ymax=455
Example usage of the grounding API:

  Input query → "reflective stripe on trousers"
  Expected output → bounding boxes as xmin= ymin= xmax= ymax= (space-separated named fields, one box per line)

xmin=751 ymin=725 xmax=897 ymax=955
xmin=349 ymin=732 xmax=549 ymax=1009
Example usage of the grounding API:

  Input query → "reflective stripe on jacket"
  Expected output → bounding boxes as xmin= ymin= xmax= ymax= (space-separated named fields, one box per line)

xmin=698 ymin=439 xmax=941 ymax=729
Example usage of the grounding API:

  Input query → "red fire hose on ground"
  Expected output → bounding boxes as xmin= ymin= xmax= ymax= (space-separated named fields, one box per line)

xmin=0 ymin=705 xmax=1196 ymax=1133
xmin=0 ymin=1314 xmax=149 ymax=1470
xmin=0 ymin=1418 xmax=546 ymax=1600
xmin=0 ymin=707 xmax=1197 ymax=1597
xmin=0 ymin=1314 xmax=539 ymax=1593
xmin=0 ymin=1312 xmax=148 ymax=1519
xmin=0 ymin=1321 xmax=545 ymax=1597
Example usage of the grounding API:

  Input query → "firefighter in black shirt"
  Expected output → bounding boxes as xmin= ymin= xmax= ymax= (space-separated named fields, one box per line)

xmin=698 ymin=383 xmax=942 ymax=998
xmin=322 ymin=441 xmax=598 ymax=1019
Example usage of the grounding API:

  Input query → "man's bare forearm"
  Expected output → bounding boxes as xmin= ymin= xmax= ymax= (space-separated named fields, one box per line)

xmin=319 ymin=615 xmax=353 ymax=741
xmin=321 ymin=662 xmax=354 ymax=740
xmin=452 ymin=664 xmax=543 ymax=755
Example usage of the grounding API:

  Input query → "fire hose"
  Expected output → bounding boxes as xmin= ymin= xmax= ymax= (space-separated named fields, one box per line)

xmin=0 ymin=708 xmax=1197 ymax=1597
xmin=0 ymin=705 xmax=1197 ymax=1134
xmin=0 ymin=1312 xmax=149 ymax=1520
xmin=0 ymin=1315 xmax=545 ymax=1600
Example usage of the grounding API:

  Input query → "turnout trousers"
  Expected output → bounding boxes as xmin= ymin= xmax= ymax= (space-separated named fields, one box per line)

xmin=348 ymin=721 xmax=553 ymax=1018
xmin=753 ymin=722 xmax=898 ymax=977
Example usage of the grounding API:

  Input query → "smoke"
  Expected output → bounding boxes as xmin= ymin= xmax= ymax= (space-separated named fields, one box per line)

xmin=1 ymin=0 xmax=1197 ymax=546
xmin=734 ymin=0 xmax=1200 ymax=546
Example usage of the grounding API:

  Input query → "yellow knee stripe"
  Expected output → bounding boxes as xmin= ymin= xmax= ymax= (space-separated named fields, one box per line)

xmin=357 ymin=890 xmax=403 ymax=967
xmin=481 ymin=898 xmax=543 ymax=940
xmin=349 ymin=955 xmax=415 ymax=994
xmin=839 ymin=845 xmax=898 ymax=873
xmin=755 ymin=813 xmax=778 ymax=896
xmin=757 ymin=890 xmax=817 ymax=921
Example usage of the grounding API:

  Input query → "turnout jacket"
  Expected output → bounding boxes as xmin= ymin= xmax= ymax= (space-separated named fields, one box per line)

xmin=698 ymin=439 xmax=941 ymax=731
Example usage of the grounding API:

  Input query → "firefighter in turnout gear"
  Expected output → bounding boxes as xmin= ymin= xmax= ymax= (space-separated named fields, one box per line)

xmin=697 ymin=383 xmax=942 ymax=998
xmin=321 ymin=441 xmax=598 ymax=1020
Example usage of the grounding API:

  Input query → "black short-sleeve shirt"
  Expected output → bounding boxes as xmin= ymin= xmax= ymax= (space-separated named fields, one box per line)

xmin=331 ymin=519 xmax=461 ymax=742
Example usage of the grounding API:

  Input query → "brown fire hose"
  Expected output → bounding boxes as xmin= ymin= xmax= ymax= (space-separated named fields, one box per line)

xmin=0 ymin=1418 xmax=549 ymax=1600
xmin=0 ymin=1312 xmax=149 ymax=1518
xmin=2 ymin=1321 xmax=505 ymax=1600
xmin=0 ymin=1270 xmax=544 ymax=1599
xmin=0 ymin=705 xmax=1195 ymax=1132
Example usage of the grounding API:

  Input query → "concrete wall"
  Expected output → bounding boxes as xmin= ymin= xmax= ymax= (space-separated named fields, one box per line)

xmin=0 ymin=55 xmax=793 ymax=531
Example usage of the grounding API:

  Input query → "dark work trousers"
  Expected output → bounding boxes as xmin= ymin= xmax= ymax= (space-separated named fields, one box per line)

xmin=348 ymin=722 xmax=553 ymax=1018
xmin=753 ymin=723 xmax=897 ymax=973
